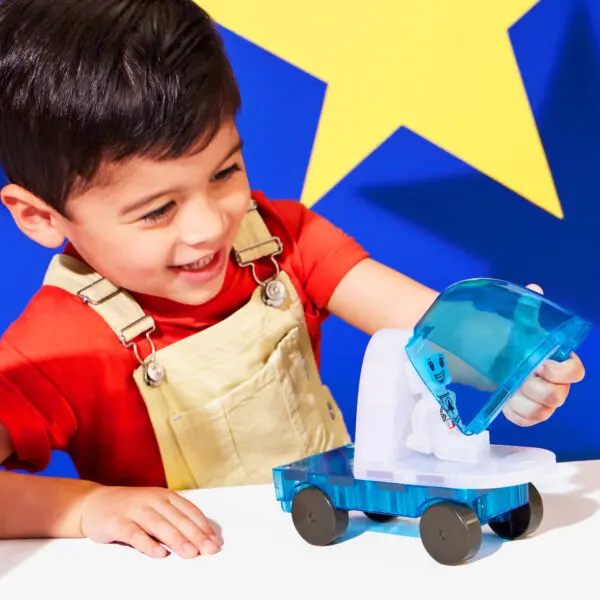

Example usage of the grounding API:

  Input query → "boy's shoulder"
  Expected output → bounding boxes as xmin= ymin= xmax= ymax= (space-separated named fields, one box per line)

xmin=252 ymin=190 xmax=359 ymax=253
xmin=252 ymin=191 xmax=311 ymax=238
xmin=252 ymin=191 xmax=369 ymax=309
xmin=2 ymin=274 xmax=122 ymax=364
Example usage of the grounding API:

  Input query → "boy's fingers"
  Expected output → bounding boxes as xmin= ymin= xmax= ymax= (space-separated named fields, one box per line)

xmin=169 ymin=493 xmax=222 ymax=545
xmin=118 ymin=520 xmax=168 ymax=559
xmin=157 ymin=496 xmax=221 ymax=554
xmin=518 ymin=375 xmax=569 ymax=410
xmin=503 ymin=403 xmax=538 ymax=428
xmin=503 ymin=394 xmax=554 ymax=427
xmin=538 ymin=354 xmax=585 ymax=385
xmin=525 ymin=283 xmax=544 ymax=295
xmin=135 ymin=507 xmax=200 ymax=559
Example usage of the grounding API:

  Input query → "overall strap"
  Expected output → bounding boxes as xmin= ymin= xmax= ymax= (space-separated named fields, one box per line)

xmin=232 ymin=198 xmax=282 ymax=266
xmin=42 ymin=253 xmax=154 ymax=346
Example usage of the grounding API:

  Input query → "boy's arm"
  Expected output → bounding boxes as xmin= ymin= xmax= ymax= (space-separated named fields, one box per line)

xmin=326 ymin=258 xmax=438 ymax=334
xmin=0 ymin=423 xmax=99 ymax=539
xmin=0 ymin=424 xmax=221 ymax=558
xmin=326 ymin=258 xmax=585 ymax=426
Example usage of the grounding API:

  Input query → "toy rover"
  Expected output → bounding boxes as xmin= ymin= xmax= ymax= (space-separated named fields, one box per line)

xmin=273 ymin=278 xmax=591 ymax=565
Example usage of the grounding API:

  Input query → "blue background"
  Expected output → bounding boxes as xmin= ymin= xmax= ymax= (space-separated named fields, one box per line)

xmin=0 ymin=0 xmax=598 ymax=478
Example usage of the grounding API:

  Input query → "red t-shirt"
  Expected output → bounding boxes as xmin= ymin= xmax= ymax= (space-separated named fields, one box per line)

xmin=0 ymin=192 xmax=368 ymax=487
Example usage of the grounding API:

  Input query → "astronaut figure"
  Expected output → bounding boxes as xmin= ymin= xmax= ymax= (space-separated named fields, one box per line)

xmin=405 ymin=352 xmax=490 ymax=464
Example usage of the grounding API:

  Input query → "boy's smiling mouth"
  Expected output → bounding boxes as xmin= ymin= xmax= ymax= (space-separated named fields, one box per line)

xmin=177 ymin=253 xmax=219 ymax=271
xmin=169 ymin=248 xmax=228 ymax=283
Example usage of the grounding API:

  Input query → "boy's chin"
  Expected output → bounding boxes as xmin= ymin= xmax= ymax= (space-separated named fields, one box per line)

xmin=167 ymin=277 xmax=228 ymax=307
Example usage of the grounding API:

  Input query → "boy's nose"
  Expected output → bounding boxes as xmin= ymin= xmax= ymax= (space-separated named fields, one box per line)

xmin=176 ymin=200 xmax=228 ymax=247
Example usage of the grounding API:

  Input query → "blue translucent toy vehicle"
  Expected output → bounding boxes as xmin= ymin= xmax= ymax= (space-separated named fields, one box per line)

xmin=273 ymin=278 xmax=591 ymax=565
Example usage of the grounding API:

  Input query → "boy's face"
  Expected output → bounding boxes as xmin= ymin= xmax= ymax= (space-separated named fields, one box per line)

xmin=7 ymin=119 xmax=252 ymax=306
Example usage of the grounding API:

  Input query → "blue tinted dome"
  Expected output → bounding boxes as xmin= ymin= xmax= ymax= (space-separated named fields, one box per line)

xmin=405 ymin=278 xmax=592 ymax=435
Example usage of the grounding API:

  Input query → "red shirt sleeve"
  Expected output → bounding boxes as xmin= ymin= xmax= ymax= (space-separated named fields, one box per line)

xmin=0 ymin=327 xmax=78 ymax=473
xmin=268 ymin=198 xmax=369 ymax=309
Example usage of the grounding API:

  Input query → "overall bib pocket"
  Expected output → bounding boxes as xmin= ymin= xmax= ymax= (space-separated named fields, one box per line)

xmin=168 ymin=326 xmax=319 ymax=487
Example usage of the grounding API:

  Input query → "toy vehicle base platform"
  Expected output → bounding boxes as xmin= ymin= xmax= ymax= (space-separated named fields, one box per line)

xmin=272 ymin=444 xmax=553 ymax=566
xmin=354 ymin=443 xmax=556 ymax=489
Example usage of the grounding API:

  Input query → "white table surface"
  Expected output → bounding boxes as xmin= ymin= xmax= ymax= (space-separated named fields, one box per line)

xmin=0 ymin=458 xmax=598 ymax=599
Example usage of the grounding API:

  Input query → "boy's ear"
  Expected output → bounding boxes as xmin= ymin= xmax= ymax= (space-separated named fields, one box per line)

xmin=1 ymin=184 xmax=66 ymax=248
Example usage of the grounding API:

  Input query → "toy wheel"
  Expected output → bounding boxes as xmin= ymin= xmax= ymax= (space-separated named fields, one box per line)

xmin=291 ymin=486 xmax=349 ymax=546
xmin=419 ymin=502 xmax=482 ymax=566
xmin=488 ymin=483 xmax=543 ymax=540
xmin=364 ymin=512 xmax=396 ymax=523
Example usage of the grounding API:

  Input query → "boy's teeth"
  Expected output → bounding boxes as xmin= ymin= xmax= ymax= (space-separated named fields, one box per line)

xmin=180 ymin=253 xmax=216 ymax=270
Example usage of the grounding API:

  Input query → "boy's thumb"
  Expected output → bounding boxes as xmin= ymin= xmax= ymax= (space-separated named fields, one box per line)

xmin=526 ymin=283 xmax=544 ymax=295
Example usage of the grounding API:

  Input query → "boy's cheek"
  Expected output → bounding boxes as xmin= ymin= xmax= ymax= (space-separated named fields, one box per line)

xmin=228 ymin=193 xmax=253 ymax=234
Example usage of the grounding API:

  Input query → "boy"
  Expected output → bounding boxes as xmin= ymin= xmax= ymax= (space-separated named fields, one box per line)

xmin=0 ymin=0 xmax=584 ymax=560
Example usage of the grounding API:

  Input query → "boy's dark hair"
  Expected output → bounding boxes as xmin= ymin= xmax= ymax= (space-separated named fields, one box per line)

xmin=0 ymin=0 xmax=241 ymax=216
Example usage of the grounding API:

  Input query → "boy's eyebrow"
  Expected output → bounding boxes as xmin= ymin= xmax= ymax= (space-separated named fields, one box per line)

xmin=119 ymin=137 xmax=244 ymax=216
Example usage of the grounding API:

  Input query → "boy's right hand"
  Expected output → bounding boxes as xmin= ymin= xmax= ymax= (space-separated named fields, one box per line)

xmin=78 ymin=485 xmax=222 ymax=559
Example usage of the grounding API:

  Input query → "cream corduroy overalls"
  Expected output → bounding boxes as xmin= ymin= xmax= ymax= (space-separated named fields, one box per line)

xmin=42 ymin=200 xmax=350 ymax=490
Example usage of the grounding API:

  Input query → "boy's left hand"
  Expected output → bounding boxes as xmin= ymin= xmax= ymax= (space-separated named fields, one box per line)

xmin=502 ymin=283 xmax=586 ymax=427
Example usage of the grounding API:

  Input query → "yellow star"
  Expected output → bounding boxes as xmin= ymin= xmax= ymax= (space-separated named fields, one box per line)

xmin=199 ymin=1 xmax=563 ymax=218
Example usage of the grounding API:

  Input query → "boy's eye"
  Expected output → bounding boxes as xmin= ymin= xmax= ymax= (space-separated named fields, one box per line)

xmin=142 ymin=201 xmax=175 ymax=223
xmin=213 ymin=163 xmax=241 ymax=181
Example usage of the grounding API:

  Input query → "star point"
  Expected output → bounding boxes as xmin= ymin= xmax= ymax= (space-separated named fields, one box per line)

xmin=200 ymin=0 xmax=563 ymax=218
